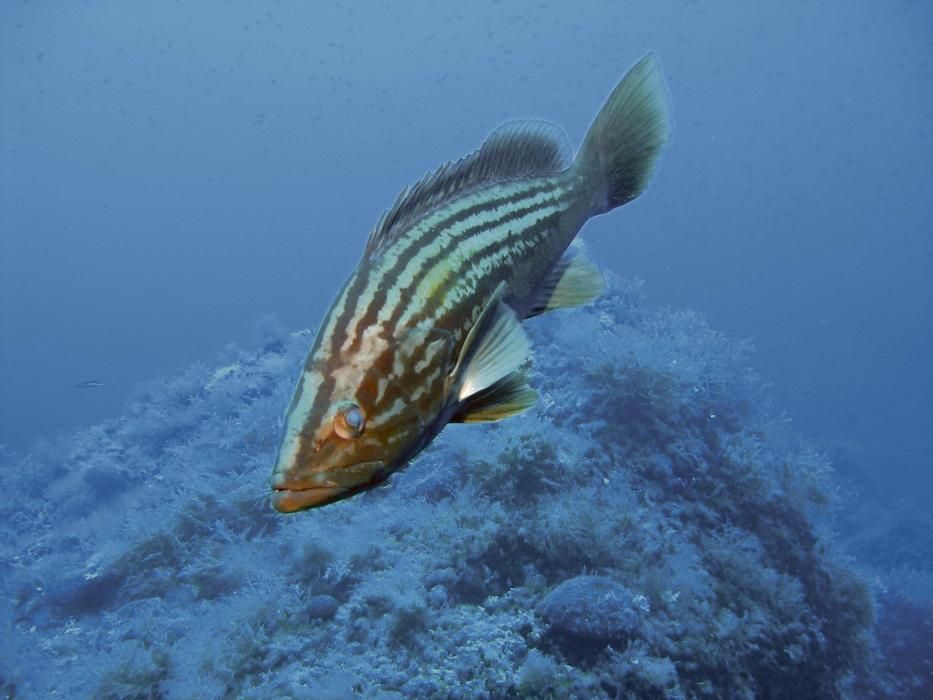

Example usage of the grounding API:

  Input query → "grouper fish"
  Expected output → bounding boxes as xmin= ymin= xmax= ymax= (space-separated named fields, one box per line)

xmin=271 ymin=54 xmax=671 ymax=512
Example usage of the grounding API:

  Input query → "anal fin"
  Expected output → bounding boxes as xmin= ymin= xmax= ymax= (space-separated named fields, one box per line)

xmin=528 ymin=247 xmax=606 ymax=318
xmin=452 ymin=371 xmax=537 ymax=423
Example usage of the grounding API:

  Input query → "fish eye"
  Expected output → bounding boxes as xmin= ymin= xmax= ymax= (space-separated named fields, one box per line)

xmin=334 ymin=403 xmax=365 ymax=439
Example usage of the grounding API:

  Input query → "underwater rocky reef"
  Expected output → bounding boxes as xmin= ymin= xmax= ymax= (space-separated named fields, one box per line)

xmin=0 ymin=274 xmax=926 ymax=698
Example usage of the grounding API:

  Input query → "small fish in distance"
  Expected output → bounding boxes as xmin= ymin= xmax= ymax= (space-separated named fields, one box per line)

xmin=271 ymin=53 xmax=671 ymax=512
xmin=74 ymin=380 xmax=103 ymax=389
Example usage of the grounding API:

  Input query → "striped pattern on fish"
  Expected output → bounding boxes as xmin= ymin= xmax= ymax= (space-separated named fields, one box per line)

xmin=272 ymin=54 xmax=671 ymax=512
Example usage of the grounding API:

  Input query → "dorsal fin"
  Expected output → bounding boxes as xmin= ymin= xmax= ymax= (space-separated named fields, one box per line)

xmin=365 ymin=120 xmax=572 ymax=258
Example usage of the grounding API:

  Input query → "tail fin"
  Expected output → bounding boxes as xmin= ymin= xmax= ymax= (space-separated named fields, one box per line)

xmin=574 ymin=53 xmax=671 ymax=215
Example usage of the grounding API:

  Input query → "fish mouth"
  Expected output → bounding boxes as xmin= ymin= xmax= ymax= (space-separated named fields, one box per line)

xmin=270 ymin=460 xmax=385 ymax=513
xmin=271 ymin=485 xmax=351 ymax=512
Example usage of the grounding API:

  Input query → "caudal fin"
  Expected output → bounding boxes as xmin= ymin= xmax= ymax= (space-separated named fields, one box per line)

xmin=575 ymin=53 xmax=671 ymax=215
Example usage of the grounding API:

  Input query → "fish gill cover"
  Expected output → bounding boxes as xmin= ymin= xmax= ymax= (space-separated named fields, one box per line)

xmin=0 ymin=274 xmax=924 ymax=699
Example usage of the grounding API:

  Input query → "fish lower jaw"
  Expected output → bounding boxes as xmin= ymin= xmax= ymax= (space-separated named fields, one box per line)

xmin=271 ymin=485 xmax=350 ymax=513
xmin=270 ymin=461 xmax=387 ymax=512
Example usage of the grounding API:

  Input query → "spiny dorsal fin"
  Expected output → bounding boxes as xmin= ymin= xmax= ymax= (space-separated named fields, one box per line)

xmin=452 ymin=371 xmax=537 ymax=423
xmin=366 ymin=120 xmax=572 ymax=258
xmin=450 ymin=282 xmax=531 ymax=402
xmin=527 ymin=245 xmax=606 ymax=318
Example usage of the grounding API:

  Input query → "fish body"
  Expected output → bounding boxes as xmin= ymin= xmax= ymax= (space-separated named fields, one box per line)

xmin=272 ymin=54 xmax=671 ymax=512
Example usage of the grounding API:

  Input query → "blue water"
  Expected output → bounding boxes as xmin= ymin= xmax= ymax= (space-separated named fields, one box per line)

xmin=1 ymin=2 xmax=931 ymax=698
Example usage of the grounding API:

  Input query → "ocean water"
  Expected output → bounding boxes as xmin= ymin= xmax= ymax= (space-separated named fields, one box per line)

xmin=1 ymin=2 xmax=930 ymax=698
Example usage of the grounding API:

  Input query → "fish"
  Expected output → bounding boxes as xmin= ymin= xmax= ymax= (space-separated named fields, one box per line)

xmin=74 ymin=380 xmax=104 ymax=389
xmin=271 ymin=53 xmax=671 ymax=512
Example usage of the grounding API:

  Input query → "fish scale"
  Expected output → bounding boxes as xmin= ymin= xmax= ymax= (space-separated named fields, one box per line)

xmin=348 ymin=179 xmax=572 ymax=352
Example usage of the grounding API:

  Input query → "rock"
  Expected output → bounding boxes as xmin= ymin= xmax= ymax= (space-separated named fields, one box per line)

xmin=538 ymin=576 xmax=641 ymax=647
xmin=307 ymin=594 xmax=339 ymax=620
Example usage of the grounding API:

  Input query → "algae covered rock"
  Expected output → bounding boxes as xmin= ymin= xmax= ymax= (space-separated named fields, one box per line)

xmin=538 ymin=575 xmax=642 ymax=647
xmin=307 ymin=594 xmax=339 ymax=621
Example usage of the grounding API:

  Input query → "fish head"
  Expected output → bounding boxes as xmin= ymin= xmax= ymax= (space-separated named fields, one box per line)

xmin=271 ymin=324 xmax=450 ymax=512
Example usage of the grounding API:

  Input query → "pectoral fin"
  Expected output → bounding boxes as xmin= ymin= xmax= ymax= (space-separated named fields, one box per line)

xmin=450 ymin=282 xmax=531 ymax=403
xmin=452 ymin=371 xmax=537 ymax=423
